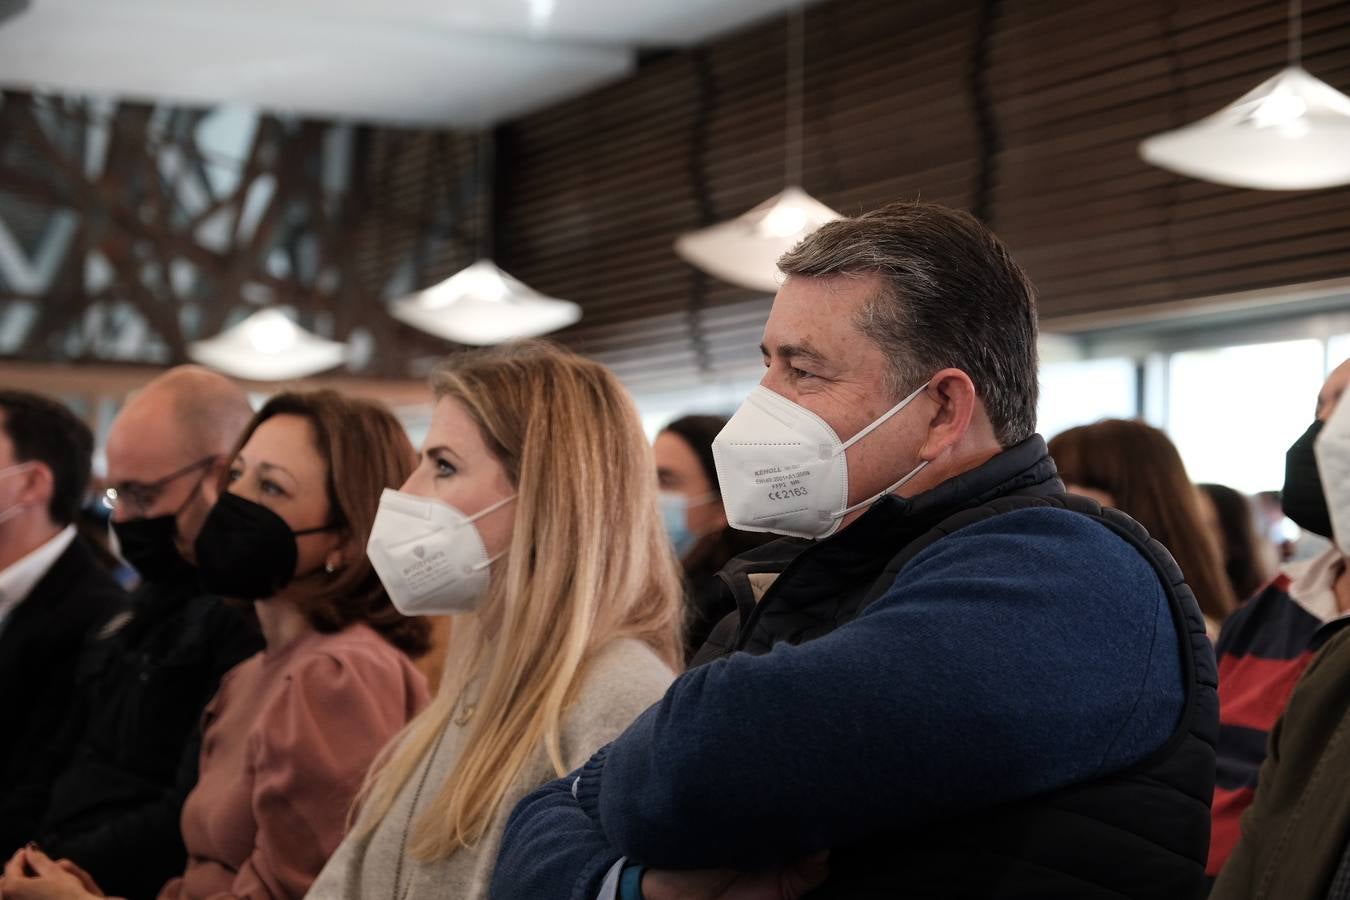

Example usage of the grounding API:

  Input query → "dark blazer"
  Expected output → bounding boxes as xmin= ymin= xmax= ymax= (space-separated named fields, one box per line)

xmin=0 ymin=534 xmax=126 ymax=855
xmin=39 ymin=569 xmax=261 ymax=900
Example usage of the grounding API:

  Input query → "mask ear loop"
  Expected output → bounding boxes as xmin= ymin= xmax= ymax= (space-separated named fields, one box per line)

xmin=465 ymin=494 xmax=518 ymax=572
xmin=465 ymin=493 xmax=517 ymax=523
xmin=830 ymin=380 xmax=933 ymax=521
xmin=835 ymin=381 xmax=930 ymax=455
xmin=835 ymin=459 xmax=930 ymax=519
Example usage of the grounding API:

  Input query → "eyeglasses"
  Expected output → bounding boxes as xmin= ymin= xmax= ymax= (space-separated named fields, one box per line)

xmin=103 ymin=456 xmax=218 ymax=517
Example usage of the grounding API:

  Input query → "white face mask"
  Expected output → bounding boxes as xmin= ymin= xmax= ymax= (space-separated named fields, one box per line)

xmin=1315 ymin=396 xmax=1350 ymax=555
xmin=366 ymin=488 xmax=516 ymax=616
xmin=712 ymin=383 xmax=930 ymax=540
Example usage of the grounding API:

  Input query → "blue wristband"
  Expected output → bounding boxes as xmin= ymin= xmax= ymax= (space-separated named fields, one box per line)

xmin=619 ymin=863 xmax=647 ymax=900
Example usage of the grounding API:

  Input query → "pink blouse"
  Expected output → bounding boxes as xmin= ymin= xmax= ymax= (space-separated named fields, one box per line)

xmin=159 ymin=624 xmax=428 ymax=900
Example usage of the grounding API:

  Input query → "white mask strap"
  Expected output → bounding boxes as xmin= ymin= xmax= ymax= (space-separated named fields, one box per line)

xmin=836 ymin=381 xmax=930 ymax=454
xmin=472 ymin=549 xmax=507 ymax=573
xmin=837 ymin=458 xmax=930 ymax=519
xmin=465 ymin=493 xmax=516 ymax=524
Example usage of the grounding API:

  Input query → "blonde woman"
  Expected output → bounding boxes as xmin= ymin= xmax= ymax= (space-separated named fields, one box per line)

xmin=306 ymin=341 xmax=684 ymax=900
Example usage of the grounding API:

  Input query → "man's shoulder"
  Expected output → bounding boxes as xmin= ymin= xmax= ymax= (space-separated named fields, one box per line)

xmin=913 ymin=505 xmax=1153 ymax=576
xmin=31 ymin=534 xmax=127 ymax=622
xmin=886 ymin=504 xmax=1168 ymax=625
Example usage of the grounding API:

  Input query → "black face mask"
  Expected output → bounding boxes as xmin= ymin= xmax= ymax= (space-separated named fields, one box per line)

xmin=112 ymin=514 xmax=192 ymax=583
xmin=194 ymin=492 xmax=338 ymax=600
xmin=110 ymin=469 xmax=211 ymax=584
xmin=1283 ymin=420 xmax=1333 ymax=539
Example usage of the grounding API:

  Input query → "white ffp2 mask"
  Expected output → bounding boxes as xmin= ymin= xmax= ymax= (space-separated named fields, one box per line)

xmin=711 ymin=383 xmax=929 ymax=540
xmin=1315 ymin=395 xmax=1350 ymax=556
xmin=366 ymin=488 xmax=515 ymax=616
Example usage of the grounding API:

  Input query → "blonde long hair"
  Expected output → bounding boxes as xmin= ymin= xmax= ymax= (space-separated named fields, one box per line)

xmin=355 ymin=340 xmax=685 ymax=859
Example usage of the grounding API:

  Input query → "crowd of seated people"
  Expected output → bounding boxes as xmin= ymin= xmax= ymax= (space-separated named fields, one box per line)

xmin=0 ymin=200 xmax=1341 ymax=900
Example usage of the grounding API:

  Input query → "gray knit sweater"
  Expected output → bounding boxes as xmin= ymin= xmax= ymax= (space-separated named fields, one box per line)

xmin=305 ymin=638 xmax=673 ymax=900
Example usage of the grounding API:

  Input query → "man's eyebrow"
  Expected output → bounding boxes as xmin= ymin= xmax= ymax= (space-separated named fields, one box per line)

xmin=760 ymin=341 xmax=828 ymax=366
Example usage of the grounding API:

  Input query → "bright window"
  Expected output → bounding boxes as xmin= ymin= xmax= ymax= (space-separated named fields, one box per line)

xmin=1327 ymin=333 xmax=1350 ymax=372
xmin=1037 ymin=357 xmax=1138 ymax=441
xmin=1166 ymin=340 xmax=1323 ymax=494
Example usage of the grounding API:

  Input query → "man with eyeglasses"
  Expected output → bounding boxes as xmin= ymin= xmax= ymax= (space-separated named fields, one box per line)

xmin=27 ymin=366 xmax=263 ymax=900
xmin=0 ymin=391 xmax=126 ymax=859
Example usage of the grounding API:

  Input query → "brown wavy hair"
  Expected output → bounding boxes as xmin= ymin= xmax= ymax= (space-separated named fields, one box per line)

xmin=227 ymin=390 xmax=430 ymax=657
xmin=1049 ymin=419 xmax=1237 ymax=624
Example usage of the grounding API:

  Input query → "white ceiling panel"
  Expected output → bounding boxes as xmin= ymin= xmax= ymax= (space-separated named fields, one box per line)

xmin=0 ymin=1 xmax=632 ymax=126
xmin=0 ymin=0 xmax=815 ymax=126
xmin=161 ymin=0 xmax=817 ymax=45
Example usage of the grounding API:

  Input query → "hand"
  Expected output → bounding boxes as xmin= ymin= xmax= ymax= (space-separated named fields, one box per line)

xmin=1 ymin=848 xmax=102 ymax=900
xmin=640 ymin=852 xmax=828 ymax=900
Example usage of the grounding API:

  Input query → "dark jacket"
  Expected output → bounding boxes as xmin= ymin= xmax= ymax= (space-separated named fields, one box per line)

xmin=1210 ymin=619 xmax=1350 ymax=900
xmin=38 ymin=565 xmax=261 ymax=900
xmin=681 ymin=526 xmax=776 ymax=662
xmin=0 ymin=535 xmax=126 ymax=854
xmin=492 ymin=436 xmax=1218 ymax=900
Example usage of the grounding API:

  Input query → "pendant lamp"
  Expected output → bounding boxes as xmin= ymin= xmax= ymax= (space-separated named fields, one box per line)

xmin=188 ymin=307 xmax=347 ymax=380
xmin=1139 ymin=0 xmax=1350 ymax=190
xmin=391 ymin=258 xmax=580 ymax=345
xmin=674 ymin=4 xmax=839 ymax=292
xmin=391 ymin=133 xmax=581 ymax=345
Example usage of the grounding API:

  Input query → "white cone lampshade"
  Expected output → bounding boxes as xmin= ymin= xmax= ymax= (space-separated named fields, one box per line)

xmin=188 ymin=308 xmax=347 ymax=380
xmin=1140 ymin=66 xmax=1350 ymax=190
xmin=391 ymin=259 xmax=581 ymax=346
xmin=674 ymin=187 xmax=840 ymax=292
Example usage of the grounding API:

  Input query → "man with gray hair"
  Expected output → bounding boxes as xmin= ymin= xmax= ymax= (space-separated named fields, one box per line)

xmin=29 ymin=366 xmax=263 ymax=899
xmin=493 ymin=202 xmax=1217 ymax=899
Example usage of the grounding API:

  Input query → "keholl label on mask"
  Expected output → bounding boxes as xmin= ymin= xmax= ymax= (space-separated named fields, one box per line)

xmin=397 ymin=545 xmax=455 ymax=599
xmin=754 ymin=464 xmax=812 ymax=505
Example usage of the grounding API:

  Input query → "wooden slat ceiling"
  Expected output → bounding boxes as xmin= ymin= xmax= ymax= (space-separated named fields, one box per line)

xmin=495 ymin=0 xmax=1350 ymax=386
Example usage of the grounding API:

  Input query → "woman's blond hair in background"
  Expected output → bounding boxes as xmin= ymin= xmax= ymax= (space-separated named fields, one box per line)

xmin=353 ymin=339 xmax=685 ymax=859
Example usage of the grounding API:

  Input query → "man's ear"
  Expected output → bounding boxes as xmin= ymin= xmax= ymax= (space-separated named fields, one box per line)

xmin=20 ymin=461 xmax=56 ymax=515
xmin=918 ymin=368 xmax=978 ymax=463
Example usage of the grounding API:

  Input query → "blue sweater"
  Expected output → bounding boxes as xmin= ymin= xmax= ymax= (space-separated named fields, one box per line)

xmin=491 ymin=507 xmax=1185 ymax=899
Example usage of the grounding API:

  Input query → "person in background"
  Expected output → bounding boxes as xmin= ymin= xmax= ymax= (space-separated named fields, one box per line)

xmin=493 ymin=201 xmax=1215 ymax=900
xmin=1255 ymin=490 xmax=1303 ymax=563
xmin=4 ymin=390 xmax=431 ymax=900
xmin=655 ymin=414 xmax=772 ymax=661
xmin=0 ymin=391 xmax=126 ymax=857
xmin=1049 ymin=419 xmax=1237 ymax=636
xmin=308 ymin=341 xmax=682 ymax=900
xmin=1203 ymin=358 xmax=1350 ymax=884
xmin=1198 ymin=483 xmax=1275 ymax=604
xmin=33 ymin=366 xmax=263 ymax=900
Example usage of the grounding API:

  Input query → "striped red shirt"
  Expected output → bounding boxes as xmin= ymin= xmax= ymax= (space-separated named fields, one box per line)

xmin=1209 ymin=552 xmax=1348 ymax=877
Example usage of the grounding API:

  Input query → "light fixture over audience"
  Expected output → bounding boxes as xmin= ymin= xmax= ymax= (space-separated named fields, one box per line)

xmin=188 ymin=308 xmax=347 ymax=380
xmin=390 ymin=259 xmax=581 ymax=346
xmin=673 ymin=4 xmax=839 ymax=292
xmin=674 ymin=187 xmax=840 ymax=292
xmin=1139 ymin=0 xmax=1350 ymax=190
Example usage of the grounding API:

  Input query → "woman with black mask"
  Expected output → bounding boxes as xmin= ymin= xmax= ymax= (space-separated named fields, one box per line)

xmin=4 ymin=391 xmax=431 ymax=900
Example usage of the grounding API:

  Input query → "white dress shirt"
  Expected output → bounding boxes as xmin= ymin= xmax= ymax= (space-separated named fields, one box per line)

xmin=0 ymin=525 xmax=77 ymax=640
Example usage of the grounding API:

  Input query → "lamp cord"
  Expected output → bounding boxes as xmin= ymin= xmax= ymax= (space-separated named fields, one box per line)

xmin=785 ymin=3 xmax=804 ymax=187
xmin=1288 ymin=0 xmax=1301 ymax=67
xmin=477 ymin=129 xmax=492 ymax=260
